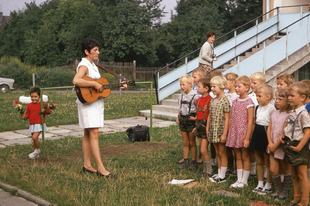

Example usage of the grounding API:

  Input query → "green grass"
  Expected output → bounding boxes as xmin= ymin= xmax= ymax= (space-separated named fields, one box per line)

xmin=0 ymin=125 xmax=290 ymax=205
xmin=0 ymin=91 xmax=152 ymax=132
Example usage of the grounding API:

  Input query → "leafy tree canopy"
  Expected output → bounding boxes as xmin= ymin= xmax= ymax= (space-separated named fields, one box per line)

xmin=0 ymin=0 xmax=262 ymax=67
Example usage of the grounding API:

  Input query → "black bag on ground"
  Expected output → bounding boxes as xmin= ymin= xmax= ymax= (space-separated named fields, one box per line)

xmin=126 ymin=125 xmax=150 ymax=143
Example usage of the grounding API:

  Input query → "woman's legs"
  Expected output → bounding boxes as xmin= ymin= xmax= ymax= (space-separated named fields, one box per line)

xmin=85 ymin=128 xmax=110 ymax=175
xmin=82 ymin=129 xmax=96 ymax=171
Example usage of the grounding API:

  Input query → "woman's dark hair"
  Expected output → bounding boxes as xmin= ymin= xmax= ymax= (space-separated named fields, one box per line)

xmin=81 ymin=38 xmax=99 ymax=56
xmin=30 ymin=87 xmax=40 ymax=96
xmin=206 ymin=31 xmax=216 ymax=40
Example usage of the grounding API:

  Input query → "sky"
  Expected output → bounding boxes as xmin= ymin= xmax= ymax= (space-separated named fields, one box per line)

xmin=0 ymin=0 xmax=177 ymax=23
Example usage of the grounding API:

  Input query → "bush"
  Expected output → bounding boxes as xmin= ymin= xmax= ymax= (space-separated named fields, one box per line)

xmin=0 ymin=57 xmax=34 ymax=89
xmin=0 ymin=56 xmax=131 ymax=89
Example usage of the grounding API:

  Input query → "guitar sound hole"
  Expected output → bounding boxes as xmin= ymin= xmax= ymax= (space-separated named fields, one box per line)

xmin=89 ymin=88 xmax=92 ymax=96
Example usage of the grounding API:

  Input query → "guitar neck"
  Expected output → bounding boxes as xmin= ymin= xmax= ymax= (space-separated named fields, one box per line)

xmin=103 ymin=83 xmax=126 ymax=90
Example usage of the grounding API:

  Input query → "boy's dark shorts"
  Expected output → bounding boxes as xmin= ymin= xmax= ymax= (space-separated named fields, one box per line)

xmin=179 ymin=115 xmax=195 ymax=132
xmin=283 ymin=138 xmax=309 ymax=166
xmin=195 ymin=119 xmax=207 ymax=139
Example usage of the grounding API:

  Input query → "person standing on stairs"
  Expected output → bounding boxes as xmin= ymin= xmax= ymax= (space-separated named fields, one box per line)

xmin=198 ymin=31 xmax=218 ymax=73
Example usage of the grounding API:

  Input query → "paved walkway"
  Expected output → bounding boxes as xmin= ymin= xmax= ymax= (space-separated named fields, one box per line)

xmin=0 ymin=116 xmax=176 ymax=205
xmin=0 ymin=116 xmax=176 ymax=148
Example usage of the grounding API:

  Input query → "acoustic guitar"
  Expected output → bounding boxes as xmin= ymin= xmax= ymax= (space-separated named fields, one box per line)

xmin=75 ymin=76 xmax=135 ymax=103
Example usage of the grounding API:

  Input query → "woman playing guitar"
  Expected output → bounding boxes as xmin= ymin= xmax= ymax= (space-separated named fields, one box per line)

xmin=73 ymin=38 xmax=127 ymax=178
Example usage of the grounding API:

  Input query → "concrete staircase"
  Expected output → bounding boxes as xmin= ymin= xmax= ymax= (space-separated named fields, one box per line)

xmin=267 ymin=45 xmax=310 ymax=87
xmin=221 ymin=39 xmax=277 ymax=71
xmin=140 ymin=36 xmax=310 ymax=120
xmin=140 ymin=94 xmax=180 ymax=120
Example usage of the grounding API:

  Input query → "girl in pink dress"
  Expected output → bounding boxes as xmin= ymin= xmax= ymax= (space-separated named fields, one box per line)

xmin=267 ymin=89 xmax=291 ymax=201
xmin=226 ymin=76 xmax=254 ymax=188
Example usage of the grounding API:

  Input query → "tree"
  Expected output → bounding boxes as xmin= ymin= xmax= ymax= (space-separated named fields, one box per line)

xmin=155 ymin=0 xmax=225 ymax=65
xmin=98 ymin=0 xmax=164 ymax=66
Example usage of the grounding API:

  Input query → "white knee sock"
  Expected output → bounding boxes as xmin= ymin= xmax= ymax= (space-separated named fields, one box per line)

xmin=237 ymin=169 xmax=243 ymax=182
xmin=242 ymin=170 xmax=250 ymax=185
xmin=219 ymin=167 xmax=227 ymax=179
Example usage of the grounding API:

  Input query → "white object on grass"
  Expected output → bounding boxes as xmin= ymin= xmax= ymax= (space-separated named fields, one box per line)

xmin=167 ymin=179 xmax=194 ymax=185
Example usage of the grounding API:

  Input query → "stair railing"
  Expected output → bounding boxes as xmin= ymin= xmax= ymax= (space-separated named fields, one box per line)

xmin=224 ymin=12 xmax=310 ymax=78
xmin=153 ymin=4 xmax=309 ymax=104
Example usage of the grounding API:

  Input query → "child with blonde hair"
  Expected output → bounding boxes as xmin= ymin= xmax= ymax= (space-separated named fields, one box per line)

xmin=249 ymin=84 xmax=276 ymax=195
xmin=249 ymin=72 xmax=266 ymax=107
xmin=176 ymin=74 xmax=199 ymax=170
xmin=281 ymin=82 xmax=310 ymax=206
xmin=224 ymin=72 xmax=238 ymax=174
xmin=206 ymin=70 xmax=223 ymax=166
xmin=207 ymin=76 xmax=230 ymax=183
xmin=226 ymin=76 xmax=254 ymax=188
xmin=249 ymin=72 xmax=266 ymax=176
xmin=192 ymin=68 xmax=207 ymax=95
xmin=224 ymin=72 xmax=239 ymax=106
xmin=277 ymin=73 xmax=295 ymax=90
xmin=177 ymin=69 xmax=206 ymax=165
xmin=267 ymin=89 xmax=291 ymax=200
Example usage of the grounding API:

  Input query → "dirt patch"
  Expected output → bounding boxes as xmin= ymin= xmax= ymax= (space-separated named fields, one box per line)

xmin=70 ymin=142 xmax=177 ymax=158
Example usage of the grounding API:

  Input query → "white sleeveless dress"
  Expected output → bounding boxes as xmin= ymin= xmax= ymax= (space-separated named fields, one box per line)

xmin=76 ymin=58 xmax=104 ymax=128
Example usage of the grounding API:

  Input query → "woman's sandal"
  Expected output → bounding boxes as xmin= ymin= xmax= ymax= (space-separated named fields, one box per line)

xmin=96 ymin=171 xmax=116 ymax=178
xmin=82 ymin=167 xmax=96 ymax=174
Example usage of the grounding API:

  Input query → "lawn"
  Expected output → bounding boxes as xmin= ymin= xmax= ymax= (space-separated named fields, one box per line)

xmin=0 ymin=125 xmax=289 ymax=206
xmin=0 ymin=91 xmax=291 ymax=205
xmin=0 ymin=91 xmax=152 ymax=132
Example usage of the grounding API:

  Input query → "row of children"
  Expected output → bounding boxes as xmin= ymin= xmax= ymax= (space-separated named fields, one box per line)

xmin=176 ymin=68 xmax=310 ymax=206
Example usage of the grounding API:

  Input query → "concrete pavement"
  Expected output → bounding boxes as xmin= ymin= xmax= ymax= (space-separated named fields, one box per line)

xmin=0 ymin=116 xmax=176 ymax=205
xmin=0 ymin=116 xmax=176 ymax=148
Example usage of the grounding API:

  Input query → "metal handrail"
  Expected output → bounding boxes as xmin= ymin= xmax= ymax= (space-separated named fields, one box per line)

xmin=153 ymin=4 xmax=308 ymax=75
xmin=153 ymin=4 xmax=309 ymax=103
xmin=157 ymin=12 xmax=310 ymax=93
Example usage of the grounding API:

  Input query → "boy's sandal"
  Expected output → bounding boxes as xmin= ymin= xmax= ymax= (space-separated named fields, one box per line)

xmin=177 ymin=159 xmax=184 ymax=164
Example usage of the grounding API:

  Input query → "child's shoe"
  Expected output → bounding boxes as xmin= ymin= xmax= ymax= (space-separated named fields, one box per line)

xmin=285 ymin=195 xmax=301 ymax=206
xmin=230 ymin=181 xmax=240 ymax=188
xmin=236 ymin=182 xmax=248 ymax=188
xmin=278 ymin=174 xmax=292 ymax=200
xmin=178 ymin=159 xmax=189 ymax=170
xmin=211 ymin=176 xmax=226 ymax=183
xmin=211 ymin=158 xmax=217 ymax=167
xmin=188 ymin=161 xmax=197 ymax=171
xmin=29 ymin=149 xmax=41 ymax=159
xmin=252 ymin=186 xmax=263 ymax=193
xmin=258 ymin=187 xmax=272 ymax=195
